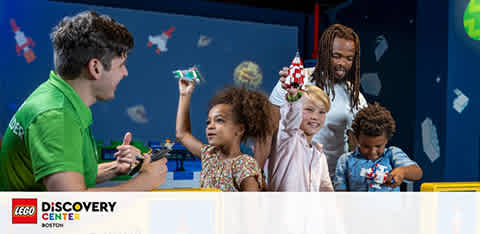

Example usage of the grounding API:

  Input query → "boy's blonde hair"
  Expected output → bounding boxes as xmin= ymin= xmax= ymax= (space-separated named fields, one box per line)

xmin=303 ymin=84 xmax=330 ymax=112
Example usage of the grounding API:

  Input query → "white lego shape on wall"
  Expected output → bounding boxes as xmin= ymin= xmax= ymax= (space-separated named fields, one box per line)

xmin=127 ymin=105 xmax=149 ymax=124
xmin=360 ymin=72 xmax=382 ymax=96
xmin=375 ymin=35 xmax=388 ymax=62
xmin=453 ymin=88 xmax=469 ymax=114
xmin=421 ymin=117 xmax=440 ymax=163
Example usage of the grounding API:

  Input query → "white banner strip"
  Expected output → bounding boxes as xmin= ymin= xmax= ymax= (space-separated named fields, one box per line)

xmin=1 ymin=192 xmax=479 ymax=234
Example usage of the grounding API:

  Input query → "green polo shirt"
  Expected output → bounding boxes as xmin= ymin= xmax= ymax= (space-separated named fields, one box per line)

xmin=0 ymin=71 xmax=98 ymax=191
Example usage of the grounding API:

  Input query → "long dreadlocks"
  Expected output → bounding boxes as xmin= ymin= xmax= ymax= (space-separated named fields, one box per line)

xmin=311 ymin=24 xmax=361 ymax=111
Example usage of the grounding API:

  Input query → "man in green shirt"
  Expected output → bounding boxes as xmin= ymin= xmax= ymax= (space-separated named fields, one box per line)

xmin=0 ymin=10 xmax=167 ymax=191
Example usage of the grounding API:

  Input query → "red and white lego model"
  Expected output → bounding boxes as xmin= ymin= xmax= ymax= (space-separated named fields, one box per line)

xmin=360 ymin=164 xmax=392 ymax=189
xmin=285 ymin=51 xmax=305 ymax=89
xmin=147 ymin=26 xmax=175 ymax=54
xmin=10 ymin=19 xmax=36 ymax=64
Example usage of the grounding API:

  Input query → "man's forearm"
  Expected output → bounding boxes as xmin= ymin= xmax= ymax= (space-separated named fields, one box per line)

xmin=96 ymin=161 xmax=120 ymax=184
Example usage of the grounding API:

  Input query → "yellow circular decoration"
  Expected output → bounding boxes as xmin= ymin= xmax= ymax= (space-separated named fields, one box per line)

xmin=233 ymin=61 xmax=263 ymax=89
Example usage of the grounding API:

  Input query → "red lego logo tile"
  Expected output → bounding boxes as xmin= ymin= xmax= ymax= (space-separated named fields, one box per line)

xmin=12 ymin=198 xmax=37 ymax=224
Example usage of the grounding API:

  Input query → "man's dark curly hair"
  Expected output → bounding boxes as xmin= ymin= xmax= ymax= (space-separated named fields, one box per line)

xmin=351 ymin=103 xmax=396 ymax=139
xmin=50 ymin=10 xmax=134 ymax=79
xmin=209 ymin=86 xmax=276 ymax=143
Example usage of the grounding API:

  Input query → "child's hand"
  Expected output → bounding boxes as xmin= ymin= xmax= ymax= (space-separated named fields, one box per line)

xmin=279 ymin=67 xmax=289 ymax=90
xmin=279 ymin=66 xmax=300 ymax=99
xmin=178 ymin=78 xmax=195 ymax=96
xmin=286 ymin=85 xmax=300 ymax=100
xmin=386 ymin=167 xmax=404 ymax=188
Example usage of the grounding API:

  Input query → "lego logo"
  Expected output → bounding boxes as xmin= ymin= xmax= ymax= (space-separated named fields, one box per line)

xmin=12 ymin=198 xmax=37 ymax=224
xmin=14 ymin=206 xmax=36 ymax=216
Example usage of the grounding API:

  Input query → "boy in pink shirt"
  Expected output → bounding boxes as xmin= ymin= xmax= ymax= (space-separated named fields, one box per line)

xmin=268 ymin=84 xmax=333 ymax=191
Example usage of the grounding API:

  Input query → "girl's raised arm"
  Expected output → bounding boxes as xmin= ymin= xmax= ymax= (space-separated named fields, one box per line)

xmin=175 ymin=79 xmax=204 ymax=158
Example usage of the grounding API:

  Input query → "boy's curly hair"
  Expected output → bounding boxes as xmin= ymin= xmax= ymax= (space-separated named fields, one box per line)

xmin=351 ymin=103 xmax=396 ymax=139
xmin=209 ymin=86 xmax=276 ymax=143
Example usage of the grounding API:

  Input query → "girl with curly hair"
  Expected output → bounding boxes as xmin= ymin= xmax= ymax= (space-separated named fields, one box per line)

xmin=175 ymin=79 xmax=275 ymax=191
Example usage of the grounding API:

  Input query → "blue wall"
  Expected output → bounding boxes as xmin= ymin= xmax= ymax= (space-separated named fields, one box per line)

xmin=50 ymin=0 xmax=310 ymax=59
xmin=0 ymin=0 xmax=298 ymax=144
xmin=445 ymin=0 xmax=480 ymax=180
xmin=415 ymin=0 xmax=480 ymax=184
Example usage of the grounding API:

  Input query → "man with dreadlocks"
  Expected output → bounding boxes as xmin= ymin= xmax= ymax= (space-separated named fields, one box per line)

xmin=268 ymin=24 xmax=367 ymax=181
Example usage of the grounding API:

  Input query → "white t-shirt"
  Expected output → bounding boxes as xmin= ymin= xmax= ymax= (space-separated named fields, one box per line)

xmin=269 ymin=70 xmax=367 ymax=178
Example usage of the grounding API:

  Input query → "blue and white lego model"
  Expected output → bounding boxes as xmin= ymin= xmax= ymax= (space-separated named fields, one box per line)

xmin=172 ymin=66 xmax=203 ymax=84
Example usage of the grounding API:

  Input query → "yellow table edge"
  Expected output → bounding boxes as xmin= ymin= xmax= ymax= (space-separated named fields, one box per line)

xmin=420 ymin=182 xmax=480 ymax=191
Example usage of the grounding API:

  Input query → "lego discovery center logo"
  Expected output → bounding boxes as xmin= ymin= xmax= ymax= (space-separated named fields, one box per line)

xmin=12 ymin=198 xmax=117 ymax=228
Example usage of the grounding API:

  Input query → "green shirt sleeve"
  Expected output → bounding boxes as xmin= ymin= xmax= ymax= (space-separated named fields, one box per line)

xmin=26 ymin=109 xmax=85 ymax=182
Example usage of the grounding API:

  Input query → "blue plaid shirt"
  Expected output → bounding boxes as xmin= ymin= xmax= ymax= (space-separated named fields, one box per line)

xmin=334 ymin=146 xmax=418 ymax=192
